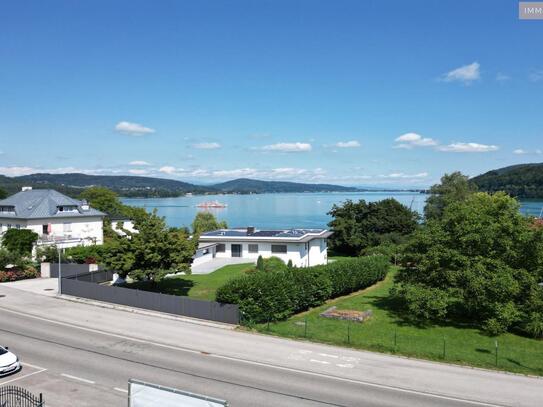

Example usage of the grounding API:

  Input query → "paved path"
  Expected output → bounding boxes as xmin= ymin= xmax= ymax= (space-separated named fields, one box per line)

xmin=0 ymin=285 xmax=541 ymax=406
xmin=191 ymin=258 xmax=255 ymax=274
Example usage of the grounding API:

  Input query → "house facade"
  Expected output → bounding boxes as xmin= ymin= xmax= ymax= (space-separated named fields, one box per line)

xmin=0 ymin=188 xmax=105 ymax=249
xmin=195 ymin=227 xmax=332 ymax=267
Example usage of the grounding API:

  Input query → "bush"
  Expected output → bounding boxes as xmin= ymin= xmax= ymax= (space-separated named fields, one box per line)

xmin=0 ymin=267 xmax=39 ymax=283
xmin=216 ymin=256 xmax=389 ymax=324
xmin=65 ymin=245 xmax=106 ymax=264
xmin=1 ymin=229 xmax=38 ymax=255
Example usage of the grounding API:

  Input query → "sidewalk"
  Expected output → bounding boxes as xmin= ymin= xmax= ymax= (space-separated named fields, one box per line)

xmin=0 ymin=278 xmax=58 ymax=296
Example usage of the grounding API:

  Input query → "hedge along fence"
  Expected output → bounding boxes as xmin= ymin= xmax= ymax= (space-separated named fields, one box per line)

xmin=216 ymin=256 xmax=389 ymax=324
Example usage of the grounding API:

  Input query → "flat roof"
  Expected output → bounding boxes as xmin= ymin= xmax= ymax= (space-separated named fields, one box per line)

xmin=200 ymin=228 xmax=332 ymax=242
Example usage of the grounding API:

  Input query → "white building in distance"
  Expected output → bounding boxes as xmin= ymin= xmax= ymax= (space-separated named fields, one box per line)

xmin=195 ymin=227 xmax=332 ymax=267
xmin=0 ymin=188 xmax=105 ymax=249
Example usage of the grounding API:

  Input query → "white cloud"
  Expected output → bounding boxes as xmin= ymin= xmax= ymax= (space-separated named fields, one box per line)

xmin=437 ymin=142 xmax=499 ymax=153
xmin=513 ymin=149 xmax=527 ymax=155
xmin=529 ymin=70 xmax=543 ymax=82
xmin=378 ymin=172 xmax=429 ymax=179
xmin=496 ymin=73 xmax=510 ymax=82
xmin=0 ymin=166 xmax=36 ymax=176
xmin=158 ymin=166 xmax=179 ymax=174
xmin=394 ymin=133 xmax=438 ymax=149
xmin=258 ymin=142 xmax=312 ymax=153
xmin=335 ymin=140 xmax=361 ymax=148
xmin=192 ymin=142 xmax=221 ymax=150
xmin=441 ymin=62 xmax=480 ymax=84
xmin=513 ymin=148 xmax=542 ymax=155
xmin=129 ymin=160 xmax=151 ymax=166
xmin=115 ymin=121 xmax=155 ymax=135
xmin=128 ymin=169 xmax=149 ymax=175
xmin=212 ymin=168 xmax=258 ymax=178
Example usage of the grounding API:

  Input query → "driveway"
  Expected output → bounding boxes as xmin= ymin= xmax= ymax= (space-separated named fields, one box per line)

xmin=191 ymin=258 xmax=255 ymax=274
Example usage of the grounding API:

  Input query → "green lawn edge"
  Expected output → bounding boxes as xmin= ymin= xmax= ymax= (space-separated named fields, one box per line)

xmin=252 ymin=268 xmax=543 ymax=377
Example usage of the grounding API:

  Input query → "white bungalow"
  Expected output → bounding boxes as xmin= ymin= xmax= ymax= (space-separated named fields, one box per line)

xmin=0 ymin=187 xmax=105 ymax=249
xmin=195 ymin=227 xmax=332 ymax=268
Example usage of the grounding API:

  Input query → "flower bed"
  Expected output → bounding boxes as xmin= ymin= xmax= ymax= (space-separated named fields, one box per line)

xmin=0 ymin=267 xmax=39 ymax=283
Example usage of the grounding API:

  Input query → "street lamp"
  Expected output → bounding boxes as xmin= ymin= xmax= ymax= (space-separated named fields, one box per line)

xmin=57 ymin=246 xmax=62 ymax=295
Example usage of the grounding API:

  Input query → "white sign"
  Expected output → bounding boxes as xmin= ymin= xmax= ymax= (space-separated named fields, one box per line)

xmin=128 ymin=380 xmax=228 ymax=407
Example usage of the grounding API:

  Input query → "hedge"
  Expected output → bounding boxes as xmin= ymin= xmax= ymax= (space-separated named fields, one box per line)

xmin=216 ymin=255 xmax=389 ymax=324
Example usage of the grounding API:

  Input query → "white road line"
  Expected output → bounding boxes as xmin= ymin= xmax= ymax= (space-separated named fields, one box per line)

xmin=309 ymin=359 xmax=331 ymax=365
xmin=114 ymin=387 xmax=128 ymax=393
xmin=1 ymin=307 xmax=510 ymax=407
xmin=22 ymin=362 xmax=47 ymax=370
xmin=61 ymin=373 xmax=95 ymax=384
xmin=318 ymin=353 xmax=339 ymax=358
xmin=0 ymin=368 xmax=46 ymax=385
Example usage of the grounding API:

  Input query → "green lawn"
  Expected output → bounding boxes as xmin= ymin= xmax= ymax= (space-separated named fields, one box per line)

xmin=125 ymin=263 xmax=253 ymax=301
xmin=256 ymin=269 xmax=543 ymax=376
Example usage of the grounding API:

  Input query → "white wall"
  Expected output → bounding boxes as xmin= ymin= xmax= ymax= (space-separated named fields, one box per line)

xmin=0 ymin=216 xmax=104 ymax=245
xmin=211 ymin=240 xmax=327 ymax=267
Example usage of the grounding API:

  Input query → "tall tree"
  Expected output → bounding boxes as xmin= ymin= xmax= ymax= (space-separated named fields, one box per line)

xmin=0 ymin=187 xmax=7 ymax=200
xmin=80 ymin=187 xmax=125 ymax=216
xmin=192 ymin=212 xmax=227 ymax=234
xmin=328 ymin=198 xmax=419 ymax=256
xmin=394 ymin=192 xmax=543 ymax=336
xmin=424 ymin=172 xmax=477 ymax=221
xmin=102 ymin=210 xmax=197 ymax=281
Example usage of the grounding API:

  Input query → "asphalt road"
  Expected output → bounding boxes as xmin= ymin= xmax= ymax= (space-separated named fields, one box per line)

xmin=0 ymin=286 xmax=541 ymax=407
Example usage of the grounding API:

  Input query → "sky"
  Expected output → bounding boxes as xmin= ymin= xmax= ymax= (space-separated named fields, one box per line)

xmin=0 ymin=0 xmax=542 ymax=187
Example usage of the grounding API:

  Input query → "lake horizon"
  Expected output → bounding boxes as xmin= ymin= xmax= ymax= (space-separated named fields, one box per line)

xmin=122 ymin=192 xmax=543 ymax=230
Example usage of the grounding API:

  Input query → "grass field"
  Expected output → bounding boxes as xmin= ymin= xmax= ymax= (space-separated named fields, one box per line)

xmin=256 ymin=268 xmax=543 ymax=376
xmin=125 ymin=263 xmax=253 ymax=301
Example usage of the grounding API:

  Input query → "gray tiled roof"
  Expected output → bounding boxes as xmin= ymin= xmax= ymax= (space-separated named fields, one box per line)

xmin=0 ymin=189 xmax=105 ymax=219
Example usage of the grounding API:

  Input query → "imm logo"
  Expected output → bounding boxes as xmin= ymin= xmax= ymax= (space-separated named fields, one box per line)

xmin=519 ymin=2 xmax=543 ymax=19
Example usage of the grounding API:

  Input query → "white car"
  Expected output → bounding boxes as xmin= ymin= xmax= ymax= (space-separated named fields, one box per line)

xmin=0 ymin=346 xmax=20 ymax=376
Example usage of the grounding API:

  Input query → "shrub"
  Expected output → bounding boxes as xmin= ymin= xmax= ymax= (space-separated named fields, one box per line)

xmin=65 ymin=245 xmax=106 ymax=264
xmin=0 ymin=267 xmax=39 ymax=283
xmin=1 ymin=229 xmax=38 ymax=255
xmin=216 ymin=255 xmax=389 ymax=324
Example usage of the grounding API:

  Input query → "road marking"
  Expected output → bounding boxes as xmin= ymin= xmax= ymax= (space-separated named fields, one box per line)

xmin=336 ymin=363 xmax=354 ymax=368
xmin=310 ymin=359 xmax=331 ymax=365
xmin=318 ymin=353 xmax=339 ymax=359
xmin=22 ymin=362 xmax=47 ymax=370
xmin=0 ymin=368 xmax=46 ymax=385
xmin=1 ymin=307 xmax=512 ymax=407
xmin=61 ymin=373 xmax=95 ymax=384
xmin=114 ymin=387 xmax=128 ymax=393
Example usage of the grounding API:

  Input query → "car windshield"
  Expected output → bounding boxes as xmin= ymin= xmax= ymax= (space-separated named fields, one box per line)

xmin=0 ymin=348 xmax=7 ymax=355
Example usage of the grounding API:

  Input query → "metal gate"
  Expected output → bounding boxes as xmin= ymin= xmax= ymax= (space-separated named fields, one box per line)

xmin=0 ymin=386 xmax=44 ymax=407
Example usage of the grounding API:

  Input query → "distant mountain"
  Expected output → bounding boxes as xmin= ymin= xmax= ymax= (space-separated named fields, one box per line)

xmin=213 ymin=178 xmax=359 ymax=193
xmin=471 ymin=163 xmax=543 ymax=198
xmin=0 ymin=173 xmax=361 ymax=198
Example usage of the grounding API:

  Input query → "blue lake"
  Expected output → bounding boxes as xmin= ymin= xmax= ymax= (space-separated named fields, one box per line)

xmin=122 ymin=192 xmax=543 ymax=230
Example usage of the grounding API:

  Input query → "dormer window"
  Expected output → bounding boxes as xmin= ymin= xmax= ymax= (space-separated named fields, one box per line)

xmin=57 ymin=205 xmax=78 ymax=213
xmin=0 ymin=206 xmax=15 ymax=213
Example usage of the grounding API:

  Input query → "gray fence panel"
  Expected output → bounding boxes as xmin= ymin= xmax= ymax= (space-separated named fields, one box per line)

xmin=49 ymin=263 xmax=99 ymax=278
xmin=61 ymin=274 xmax=239 ymax=324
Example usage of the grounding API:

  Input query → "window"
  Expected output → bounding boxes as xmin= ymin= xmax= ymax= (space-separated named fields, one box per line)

xmin=216 ymin=244 xmax=225 ymax=253
xmin=15 ymin=224 xmax=21 ymax=229
xmin=248 ymin=244 xmax=259 ymax=253
xmin=7 ymin=224 xmax=12 ymax=230
xmin=63 ymin=222 xmax=72 ymax=233
xmin=43 ymin=225 xmax=49 ymax=234
xmin=271 ymin=244 xmax=287 ymax=254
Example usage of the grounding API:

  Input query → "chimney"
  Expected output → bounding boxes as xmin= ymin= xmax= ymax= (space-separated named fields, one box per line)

xmin=21 ymin=186 xmax=32 ymax=192
xmin=247 ymin=226 xmax=255 ymax=235
xmin=81 ymin=200 xmax=90 ymax=211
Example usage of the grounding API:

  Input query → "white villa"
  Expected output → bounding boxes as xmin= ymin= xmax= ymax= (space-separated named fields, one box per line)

xmin=195 ymin=227 xmax=332 ymax=268
xmin=0 ymin=188 xmax=105 ymax=249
